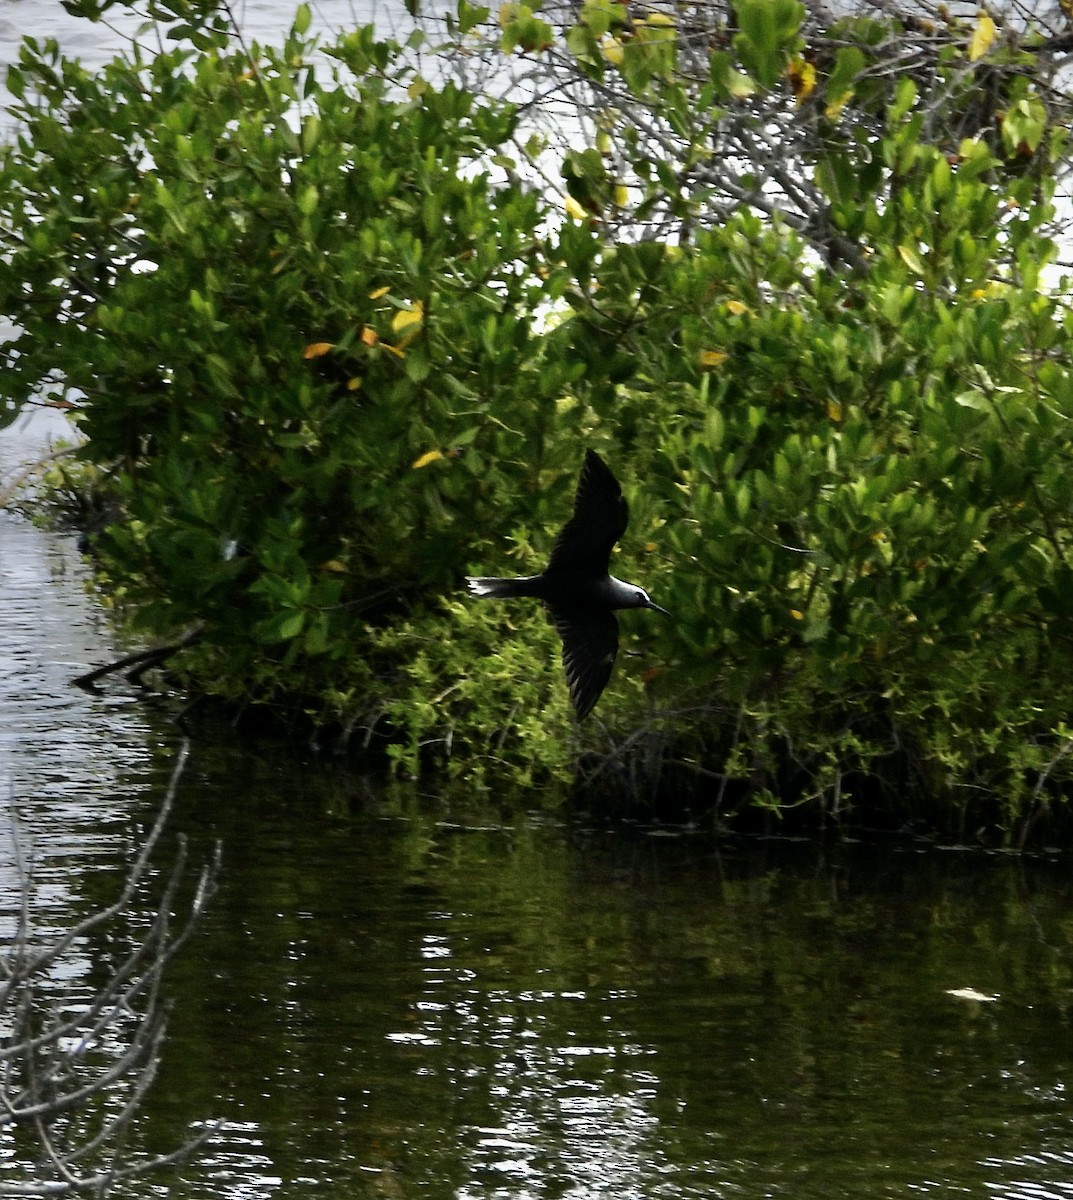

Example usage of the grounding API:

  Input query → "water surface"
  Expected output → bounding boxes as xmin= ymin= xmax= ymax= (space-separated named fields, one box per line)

xmin=143 ymin=782 xmax=1073 ymax=1200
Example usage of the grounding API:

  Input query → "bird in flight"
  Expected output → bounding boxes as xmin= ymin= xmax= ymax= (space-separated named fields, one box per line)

xmin=466 ymin=450 xmax=667 ymax=719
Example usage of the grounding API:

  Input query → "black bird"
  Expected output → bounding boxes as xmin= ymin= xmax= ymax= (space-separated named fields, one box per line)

xmin=466 ymin=450 xmax=668 ymax=719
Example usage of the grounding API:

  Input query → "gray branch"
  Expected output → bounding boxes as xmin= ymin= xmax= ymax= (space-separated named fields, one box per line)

xmin=0 ymin=743 xmax=221 ymax=1196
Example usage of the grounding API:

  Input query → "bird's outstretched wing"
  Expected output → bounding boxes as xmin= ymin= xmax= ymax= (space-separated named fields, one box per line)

xmin=545 ymin=450 xmax=629 ymax=577
xmin=548 ymin=605 xmax=619 ymax=720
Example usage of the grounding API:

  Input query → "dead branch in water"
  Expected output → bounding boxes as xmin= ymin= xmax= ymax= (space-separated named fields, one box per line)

xmin=72 ymin=626 xmax=204 ymax=693
xmin=0 ymin=742 xmax=222 ymax=1196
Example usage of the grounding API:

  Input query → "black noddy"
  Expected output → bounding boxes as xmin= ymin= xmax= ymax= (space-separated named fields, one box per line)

xmin=466 ymin=449 xmax=668 ymax=719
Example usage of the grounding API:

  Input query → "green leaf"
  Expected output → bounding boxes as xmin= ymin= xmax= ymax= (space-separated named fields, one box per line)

xmin=825 ymin=45 xmax=866 ymax=117
xmin=890 ymin=76 xmax=917 ymax=122
xmin=734 ymin=0 xmax=804 ymax=87
xmin=897 ymin=244 xmax=926 ymax=276
xmin=6 ymin=65 xmax=25 ymax=100
xmin=455 ymin=0 xmax=490 ymax=35
xmin=297 ymin=184 xmax=319 ymax=216
xmin=293 ymin=3 xmax=312 ymax=35
xmin=261 ymin=610 xmax=307 ymax=643
xmin=709 ymin=51 xmax=756 ymax=100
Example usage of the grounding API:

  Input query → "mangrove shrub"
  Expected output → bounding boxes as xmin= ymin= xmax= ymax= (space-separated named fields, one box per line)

xmin=5 ymin=1 xmax=1073 ymax=841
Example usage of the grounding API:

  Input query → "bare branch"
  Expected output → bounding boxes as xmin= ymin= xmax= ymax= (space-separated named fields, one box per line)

xmin=0 ymin=744 xmax=222 ymax=1196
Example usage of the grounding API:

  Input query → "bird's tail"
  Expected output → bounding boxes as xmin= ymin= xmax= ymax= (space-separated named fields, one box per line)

xmin=466 ymin=575 xmax=533 ymax=600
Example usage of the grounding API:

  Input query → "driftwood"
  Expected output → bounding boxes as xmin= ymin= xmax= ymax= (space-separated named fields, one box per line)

xmin=72 ymin=626 xmax=204 ymax=693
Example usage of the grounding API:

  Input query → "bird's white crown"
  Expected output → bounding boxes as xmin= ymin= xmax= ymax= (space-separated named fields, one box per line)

xmin=608 ymin=576 xmax=655 ymax=609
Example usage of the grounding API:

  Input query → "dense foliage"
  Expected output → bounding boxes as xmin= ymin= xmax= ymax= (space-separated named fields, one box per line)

xmin=4 ymin=0 xmax=1073 ymax=842
xmin=489 ymin=0 xmax=1072 ymax=256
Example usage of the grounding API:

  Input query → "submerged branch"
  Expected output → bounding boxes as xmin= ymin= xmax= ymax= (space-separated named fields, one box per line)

xmin=72 ymin=626 xmax=204 ymax=693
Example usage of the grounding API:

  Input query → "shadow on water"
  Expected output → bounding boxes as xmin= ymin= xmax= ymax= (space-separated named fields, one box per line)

xmin=5 ymin=415 xmax=1073 ymax=1200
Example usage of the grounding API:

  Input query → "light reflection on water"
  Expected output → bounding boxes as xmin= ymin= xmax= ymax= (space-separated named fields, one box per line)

xmin=984 ymin=1158 xmax=1073 ymax=1200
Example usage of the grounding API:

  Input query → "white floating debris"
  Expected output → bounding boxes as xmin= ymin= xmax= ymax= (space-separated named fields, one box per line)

xmin=946 ymin=987 xmax=1000 ymax=1003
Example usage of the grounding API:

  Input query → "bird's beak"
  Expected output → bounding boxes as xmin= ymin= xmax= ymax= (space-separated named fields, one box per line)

xmin=647 ymin=601 xmax=670 ymax=616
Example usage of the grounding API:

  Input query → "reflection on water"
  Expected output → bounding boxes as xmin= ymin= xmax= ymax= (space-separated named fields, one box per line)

xmin=139 ymin=767 xmax=1073 ymax=1200
xmin=4 ymin=414 xmax=1073 ymax=1200
xmin=0 ymin=409 xmax=165 ymax=930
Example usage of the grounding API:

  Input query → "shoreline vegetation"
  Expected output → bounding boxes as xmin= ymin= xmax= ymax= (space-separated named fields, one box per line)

xmin=4 ymin=0 xmax=1073 ymax=845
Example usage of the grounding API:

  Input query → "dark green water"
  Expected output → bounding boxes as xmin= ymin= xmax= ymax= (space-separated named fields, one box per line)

xmin=129 ymin=742 xmax=1073 ymax=1200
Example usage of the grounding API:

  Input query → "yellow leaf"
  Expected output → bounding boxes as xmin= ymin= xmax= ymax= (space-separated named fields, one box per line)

xmin=407 ymin=76 xmax=429 ymax=99
xmin=969 ymin=12 xmax=997 ymax=61
xmin=360 ymin=326 xmax=379 ymax=346
xmin=368 ymin=285 xmax=390 ymax=300
xmin=825 ymin=92 xmax=851 ymax=120
xmin=897 ymin=244 xmax=926 ymax=275
xmin=725 ymin=70 xmax=756 ymax=99
xmin=564 ymin=195 xmax=588 ymax=221
xmin=790 ymin=609 xmax=805 ymax=621
xmin=302 ymin=341 xmax=334 ymax=359
xmin=347 ymin=377 xmax=362 ymax=391
xmin=600 ymin=36 xmax=624 ymax=65
xmin=788 ymin=57 xmax=816 ymax=103
xmin=641 ymin=11 xmax=675 ymax=24
xmin=613 ymin=184 xmax=630 ymax=207
xmin=826 ymin=399 xmax=843 ymax=421
xmin=699 ymin=349 xmax=729 ymax=369
xmin=725 ymin=299 xmax=750 ymax=316
xmin=382 ymin=342 xmax=405 ymax=359
xmin=412 ymin=450 xmax=444 ymax=469
xmin=392 ymin=304 xmax=424 ymax=334
xmin=320 ymin=559 xmax=349 ymax=573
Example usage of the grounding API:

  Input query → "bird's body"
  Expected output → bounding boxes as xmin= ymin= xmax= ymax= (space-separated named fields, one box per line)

xmin=466 ymin=450 xmax=666 ymax=719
